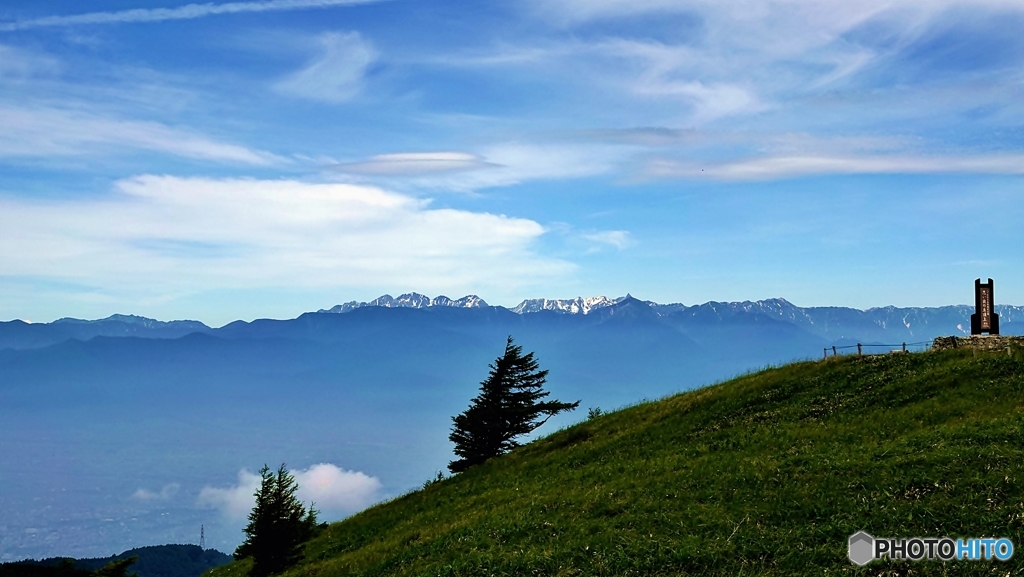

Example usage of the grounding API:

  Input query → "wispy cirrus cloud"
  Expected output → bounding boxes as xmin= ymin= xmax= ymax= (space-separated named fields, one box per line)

xmin=445 ymin=0 xmax=1024 ymax=131
xmin=634 ymin=79 xmax=763 ymax=122
xmin=330 ymin=143 xmax=628 ymax=192
xmin=0 ymin=44 xmax=60 ymax=79
xmin=588 ymin=38 xmax=767 ymax=122
xmin=582 ymin=230 xmax=634 ymax=250
xmin=528 ymin=0 xmax=1023 ymax=33
xmin=0 ymin=106 xmax=284 ymax=165
xmin=0 ymin=0 xmax=384 ymax=32
xmin=275 ymin=32 xmax=377 ymax=103
xmin=646 ymin=153 xmax=1024 ymax=181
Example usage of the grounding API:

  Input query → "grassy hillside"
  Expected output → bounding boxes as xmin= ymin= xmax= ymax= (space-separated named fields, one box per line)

xmin=208 ymin=346 xmax=1024 ymax=576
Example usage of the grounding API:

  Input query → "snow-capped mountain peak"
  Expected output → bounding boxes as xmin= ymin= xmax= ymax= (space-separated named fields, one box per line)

xmin=510 ymin=296 xmax=623 ymax=315
xmin=317 ymin=293 xmax=488 ymax=313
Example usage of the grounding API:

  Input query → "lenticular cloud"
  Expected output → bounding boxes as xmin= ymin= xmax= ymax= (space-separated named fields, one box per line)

xmin=198 ymin=463 xmax=382 ymax=521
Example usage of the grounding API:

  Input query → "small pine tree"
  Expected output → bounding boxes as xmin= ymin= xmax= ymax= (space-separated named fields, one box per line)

xmin=449 ymin=336 xmax=579 ymax=473
xmin=234 ymin=464 xmax=318 ymax=577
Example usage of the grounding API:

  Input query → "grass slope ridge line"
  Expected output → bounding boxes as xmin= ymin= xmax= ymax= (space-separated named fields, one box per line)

xmin=208 ymin=346 xmax=1024 ymax=576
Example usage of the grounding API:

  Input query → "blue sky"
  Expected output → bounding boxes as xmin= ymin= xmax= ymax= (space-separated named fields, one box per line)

xmin=1 ymin=0 xmax=1023 ymax=326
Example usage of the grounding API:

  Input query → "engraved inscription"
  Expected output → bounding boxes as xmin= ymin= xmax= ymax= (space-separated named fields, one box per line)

xmin=980 ymin=287 xmax=991 ymax=330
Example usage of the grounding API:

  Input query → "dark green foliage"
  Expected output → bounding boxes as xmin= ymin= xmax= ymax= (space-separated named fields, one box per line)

xmin=205 ymin=345 xmax=1024 ymax=576
xmin=234 ymin=464 xmax=318 ymax=577
xmin=0 ymin=559 xmax=90 ymax=577
xmin=94 ymin=547 xmax=229 ymax=577
xmin=2 ymin=546 xmax=228 ymax=577
xmin=0 ymin=556 xmax=135 ymax=577
xmin=448 ymin=336 xmax=579 ymax=473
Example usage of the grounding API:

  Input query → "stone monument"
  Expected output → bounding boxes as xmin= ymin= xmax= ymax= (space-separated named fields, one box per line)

xmin=970 ymin=278 xmax=999 ymax=335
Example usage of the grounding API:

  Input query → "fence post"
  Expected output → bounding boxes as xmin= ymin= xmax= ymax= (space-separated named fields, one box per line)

xmin=832 ymin=345 xmax=837 ymax=356
xmin=824 ymin=348 xmax=827 ymax=359
xmin=857 ymin=343 xmax=862 ymax=356
xmin=902 ymin=342 xmax=906 ymax=353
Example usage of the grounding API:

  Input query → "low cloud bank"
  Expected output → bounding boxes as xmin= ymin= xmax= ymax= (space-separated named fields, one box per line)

xmin=197 ymin=464 xmax=382 ymax=521
xmin=131 ymin=483 xmax=180 ymax=501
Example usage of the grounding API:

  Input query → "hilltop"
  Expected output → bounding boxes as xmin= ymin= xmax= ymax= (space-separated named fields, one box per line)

xmin=207 ymin=344 xmax=1023 ymax=576
xmin=0 ymin=545 xmax=230 ymax=577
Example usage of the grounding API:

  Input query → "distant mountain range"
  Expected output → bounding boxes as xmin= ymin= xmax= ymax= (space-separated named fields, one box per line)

xmin=2 ymin=292 xmax=1021 ymax=562
xmin=0 ymin=314 xmax=210 ymax=350
xmin=6 ymin=292 xmax=1020 ymax=351
xmin=313 ymin=293 xmax=1024 ymax=343
xmin=314 ymin=293 xmax=631 ymax=316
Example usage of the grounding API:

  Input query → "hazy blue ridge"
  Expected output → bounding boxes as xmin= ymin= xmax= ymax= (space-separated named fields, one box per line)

xmin=0 ymin=545 xmax=229 ymax=577
xmin=0 ymin=316 xmax=211 ymax=351
xmin=4 ymin=295 xmax=1023 ymax=353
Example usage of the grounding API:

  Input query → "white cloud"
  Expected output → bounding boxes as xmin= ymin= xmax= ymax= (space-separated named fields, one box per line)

xmin=197 ymin=464 xmax=382 ymax=520
xmin=530 ymin=0 xmax=1022 ymax=30
xmin=646 ymin=153 xmax=1024 ymax=180
xmin=292 ymin=464 xmax=382 ymax=513
xmin=635 ymin=79 xmax=764 ymax=123
xmin=401 ymin=143 xmax=627 ymax=191
xmin=329 ymin=143 xmax=628 ymax=192
xmin=0 ymin=0 xmax=383 ymax=32
xmin=197 ymin=470 xmax=262 ymax=520
xmin=0 ymin=176 xmax=572 ymax=300
xmin=481 ymin=143 xmax=617 ymax=182
xmin=0 ymin=106 xmax=283 ymax=165
xmin=764 ymin=133 xmax=916 ymax=155
xmin=434 ymin=45 xmax=560 ymax=67
xmin=582 ymin=230 xmax=634 ymax=250
xmin=425 ymin=37 xmax=770 ymax=123
xmin=476 ymin=0 xmax=1024 ymax=127
xmin=0 ymin=45 xmax=60 ymax=79
xmin=132 ymin=483 xmax=180 ymax=501
xmin=335 ymin=152 xmax=492 ymax=175
xmin=585 ymin=39 xmax=767 ymax=121
xmin=275 ymin=32 xmax=376 ymax=103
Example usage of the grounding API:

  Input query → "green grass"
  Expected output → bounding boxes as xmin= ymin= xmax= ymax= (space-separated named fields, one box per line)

xmin=207 ymin=346 xmax=1024 ymax=576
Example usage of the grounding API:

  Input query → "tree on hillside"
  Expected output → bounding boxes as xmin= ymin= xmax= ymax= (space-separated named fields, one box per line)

xmin=90 ymin=557 xmax=136 ymax=577
xmin=449 ymin=336 xmax=579 ymax=473
xmin=234 ymin=464 xmax=318 ymax=577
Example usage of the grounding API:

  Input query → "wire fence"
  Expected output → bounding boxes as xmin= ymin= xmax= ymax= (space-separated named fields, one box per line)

xmin=822 ymin=340 xmax=934 ymax=358
xmin=822 ymin=336 xmax=1022 ymax=359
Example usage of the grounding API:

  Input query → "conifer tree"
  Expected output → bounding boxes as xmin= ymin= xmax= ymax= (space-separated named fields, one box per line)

xmin=449 ymin=336 xmax=579 ymax=473
xmin=92 ymin=557 xmax=137 ymax=577
xmin=234 ymin=464 xmax=318 ymax=577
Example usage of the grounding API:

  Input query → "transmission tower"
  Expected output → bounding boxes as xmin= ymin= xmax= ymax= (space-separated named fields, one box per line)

xmin=200 ymin=524 xmax=205 ymax=550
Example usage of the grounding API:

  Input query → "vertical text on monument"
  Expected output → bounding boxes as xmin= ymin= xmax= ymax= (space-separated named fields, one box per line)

xmin=980 ymin=287 xmax=991 ymax=329
xmin=971 ymin=278 xmax=1000 ymax=335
